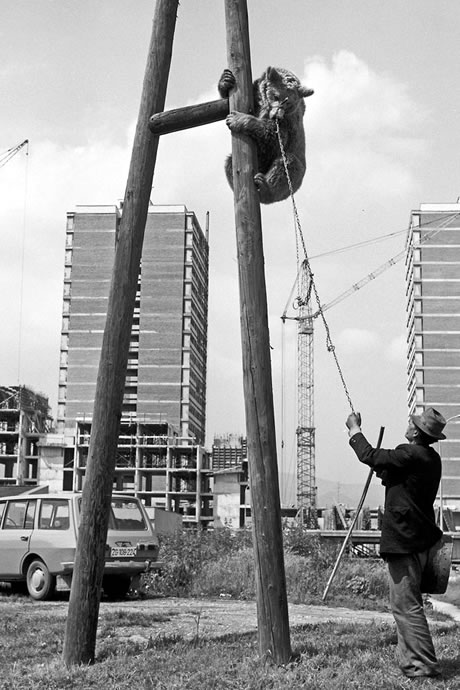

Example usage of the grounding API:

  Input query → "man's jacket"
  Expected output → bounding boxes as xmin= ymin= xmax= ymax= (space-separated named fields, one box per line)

xmin=349 ymin=432 xmax=443 ymax=555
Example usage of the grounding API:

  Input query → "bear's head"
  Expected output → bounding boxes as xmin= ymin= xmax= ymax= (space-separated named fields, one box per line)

xmin=256 ymin=66 xmax=314 ymax=120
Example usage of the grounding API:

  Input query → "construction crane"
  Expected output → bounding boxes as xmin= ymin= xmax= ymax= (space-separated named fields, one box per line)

xmin=282 ymin=251 xmax=404 ymax=526
xmin=0 ymin=139 xmax=29 ymax=169
xmin=281 ymin=224 xmax=446 ymax=525
xmin=281 ymin=220 xmax=454 ymax=524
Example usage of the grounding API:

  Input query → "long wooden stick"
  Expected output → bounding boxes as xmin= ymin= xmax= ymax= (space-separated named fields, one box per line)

xmin=63 ymin=0 xmax=179 ymax=666
xmin=322 ymin=426 xmax=385 ymax=602
xmin=224 ymin=0 xmax=291 ymax=664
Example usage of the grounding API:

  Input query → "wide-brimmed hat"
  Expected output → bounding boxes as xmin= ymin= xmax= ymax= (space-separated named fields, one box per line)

xmin=411 ymin=407 xmax=447 ymax=440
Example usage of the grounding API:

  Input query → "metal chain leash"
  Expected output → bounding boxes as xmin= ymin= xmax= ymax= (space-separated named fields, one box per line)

xmin=275 ymin=119 xmax=355 ymax=413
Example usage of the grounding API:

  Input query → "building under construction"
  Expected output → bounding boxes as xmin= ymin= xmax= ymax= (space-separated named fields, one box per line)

xmin=0 ymin=386 xmax=51 ymax=488
xmin=211 ymin=434 xmax=250 ymax=528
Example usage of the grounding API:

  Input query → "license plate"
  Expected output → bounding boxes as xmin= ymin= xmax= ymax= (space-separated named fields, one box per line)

xmin=110 ymin=546 xmax=136 ymax=558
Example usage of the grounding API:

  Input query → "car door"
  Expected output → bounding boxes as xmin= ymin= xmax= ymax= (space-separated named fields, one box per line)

xmin=0 ymin=499 xmax=36 ymax=577
xmin=28 ymin=497 xmax=75 ymax=573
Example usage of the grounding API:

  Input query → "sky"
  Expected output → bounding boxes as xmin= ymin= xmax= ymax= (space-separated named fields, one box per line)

xmin=1 ymin=0 xmax=460 ymax=502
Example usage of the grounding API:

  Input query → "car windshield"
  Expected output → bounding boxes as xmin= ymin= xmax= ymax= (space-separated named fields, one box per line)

xmin=77 ymin=496 xmax=148 ymax=531
xmin=110 ymin=498 xmax=147 ymax=531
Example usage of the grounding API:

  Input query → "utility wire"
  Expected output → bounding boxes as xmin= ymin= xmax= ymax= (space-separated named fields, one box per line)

xmin=301 ymin=208 xmax=460 ymax=262
xmin=309 ymin=228 xmax=407 ymax=260
xmin=276 ymin=119 xmax=355 ymax=412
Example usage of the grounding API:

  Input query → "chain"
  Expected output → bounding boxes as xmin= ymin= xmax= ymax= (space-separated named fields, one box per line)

xmin=275 ymin=119 xmax=355 ymax=413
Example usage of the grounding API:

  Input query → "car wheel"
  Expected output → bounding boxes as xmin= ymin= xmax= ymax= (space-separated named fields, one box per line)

xmin=102 ymin=575 xmax=131 ymax=599
xmin=26 ymin=560 xmax=56 ymax=601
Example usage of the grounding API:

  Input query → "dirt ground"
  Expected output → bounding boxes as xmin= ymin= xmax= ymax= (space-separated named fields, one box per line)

xmin=2 ymin=593 xmax=456 ymax=646
xmin=0 ymin=593 xmax=395 ymax=642
xmin=102 ymin=597 xmax=395 ymax=643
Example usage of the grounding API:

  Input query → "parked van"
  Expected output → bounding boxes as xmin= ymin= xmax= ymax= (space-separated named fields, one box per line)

xmin=0 ymin=492 xmax=161 ymax=600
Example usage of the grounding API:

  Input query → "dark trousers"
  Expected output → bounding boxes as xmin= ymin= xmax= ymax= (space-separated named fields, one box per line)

xmin=387 ymin=551 xmax=440 ymax=677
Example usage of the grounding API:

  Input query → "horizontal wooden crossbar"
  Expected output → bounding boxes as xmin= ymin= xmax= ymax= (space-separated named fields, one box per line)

xmin=149 ymin=98 xmax=229 ymax=135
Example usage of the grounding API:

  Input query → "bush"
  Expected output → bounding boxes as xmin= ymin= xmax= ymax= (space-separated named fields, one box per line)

xmin=191 ymin=547 xmax=255 ymax=598
xmin=144 ymin=527 xmax=253 ymax=596
xmin=143 ymin=525 xmax=389 ymax=609
xmin=338 ymin=559 xmax=389 ymax=602
xmin=283 ymin=522 xmax=336 ymax=560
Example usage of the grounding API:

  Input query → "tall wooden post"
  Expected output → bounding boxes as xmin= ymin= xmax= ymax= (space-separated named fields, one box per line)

xmin=63 ymin=0 xmax=179 ymax=666
xmin=224 ymin=0 xmax=291 ymax=664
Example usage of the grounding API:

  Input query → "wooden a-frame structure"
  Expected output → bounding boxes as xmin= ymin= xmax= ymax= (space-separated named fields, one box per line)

xmin=63 ymin=0 xmax=291 ymax=666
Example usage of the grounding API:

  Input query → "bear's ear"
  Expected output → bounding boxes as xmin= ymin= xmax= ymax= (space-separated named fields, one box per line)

xmin=264 ymin=66 xmax=282 ymax=83
xmin=299 ymin=85 xmax=314 ymax=98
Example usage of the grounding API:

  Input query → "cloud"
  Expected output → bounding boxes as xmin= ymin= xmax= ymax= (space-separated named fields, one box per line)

xmin=385 ymin=334 xmax=407 ymax=361
xmin=300 ymin=51 xmax=428 ymax=209
xmin=304 ymin=50 xmax=427 ymax=140
xmin=336 ymin=327 xmax=380 ymax=353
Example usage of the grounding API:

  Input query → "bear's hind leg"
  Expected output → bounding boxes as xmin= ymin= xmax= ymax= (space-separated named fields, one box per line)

xmin=256 ymin=155 xmax=305 ymax=204
xmin=254 ymin=159 xmax=290 ymax=204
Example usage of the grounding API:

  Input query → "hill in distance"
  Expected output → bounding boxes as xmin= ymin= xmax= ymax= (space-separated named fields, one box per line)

xmin=316 ymin=475 xmax=385 ymax=509
xmin=279 ymin=472 xmax=385 ymax=509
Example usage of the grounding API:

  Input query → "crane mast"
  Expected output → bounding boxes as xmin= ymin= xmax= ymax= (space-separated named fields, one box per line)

xmin=296 ymin=260 xmax=317 ymax=526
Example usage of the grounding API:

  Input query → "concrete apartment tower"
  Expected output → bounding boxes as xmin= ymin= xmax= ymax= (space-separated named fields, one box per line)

xmin=58 ymin=203 xmax=208 ymax=441
xmin=406 ymin=201 xmax=460 ymax=514
xmin=50 ymin=204 xmax=213 ymax=526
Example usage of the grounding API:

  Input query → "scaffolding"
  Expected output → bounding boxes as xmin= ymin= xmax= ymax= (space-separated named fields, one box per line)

xmin=71 ymin=419 xmax=213 ymax=527
xmin=0 ymin=385 xmax=51 ymax=487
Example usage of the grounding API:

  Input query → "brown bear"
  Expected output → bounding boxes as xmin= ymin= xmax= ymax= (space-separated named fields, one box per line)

xmin=218 ymin=67 xmax=313 ymax=204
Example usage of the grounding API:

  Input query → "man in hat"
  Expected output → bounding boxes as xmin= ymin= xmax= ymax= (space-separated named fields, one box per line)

xmin=346 ymin=407 xmax=446 ymax=679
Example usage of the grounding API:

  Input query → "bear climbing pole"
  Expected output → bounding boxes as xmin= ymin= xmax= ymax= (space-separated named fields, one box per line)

xmin=64 ymin=0 xmax=291 ymax=667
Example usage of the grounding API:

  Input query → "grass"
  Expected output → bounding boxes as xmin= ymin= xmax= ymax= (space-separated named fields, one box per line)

xmin=0 ymin=599 xmax=458 ymax=689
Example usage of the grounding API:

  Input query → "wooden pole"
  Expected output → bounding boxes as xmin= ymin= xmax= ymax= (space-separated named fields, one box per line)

xmin=224 ymin=0 xmax=291 ymax=664
xmin=63 ymin=0 xmax=179 ymax=666
xmin=322 ymin=426 xmax=385 ymax=602
xmin=149 ymin=98 xmax=229 ymax=135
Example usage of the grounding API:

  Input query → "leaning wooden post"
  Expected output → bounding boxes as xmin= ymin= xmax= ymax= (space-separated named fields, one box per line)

xmin=224 ymin=0 xmax=291 ymax=663
xmin=63 ymin=0 xmax=179 ymax=666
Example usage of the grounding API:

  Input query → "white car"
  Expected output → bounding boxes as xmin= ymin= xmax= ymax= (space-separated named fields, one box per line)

xmin=0 ymin=491 xmax=161 ymax=600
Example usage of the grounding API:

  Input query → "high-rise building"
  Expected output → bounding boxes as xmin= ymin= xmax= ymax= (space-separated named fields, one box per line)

xmin=406 ymin=201 xmax=460 ymax=506
xmin=47 ymin=204 xmax=213 ymax=526
xmin=58 ymin=204 xmax=209 ymax=443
